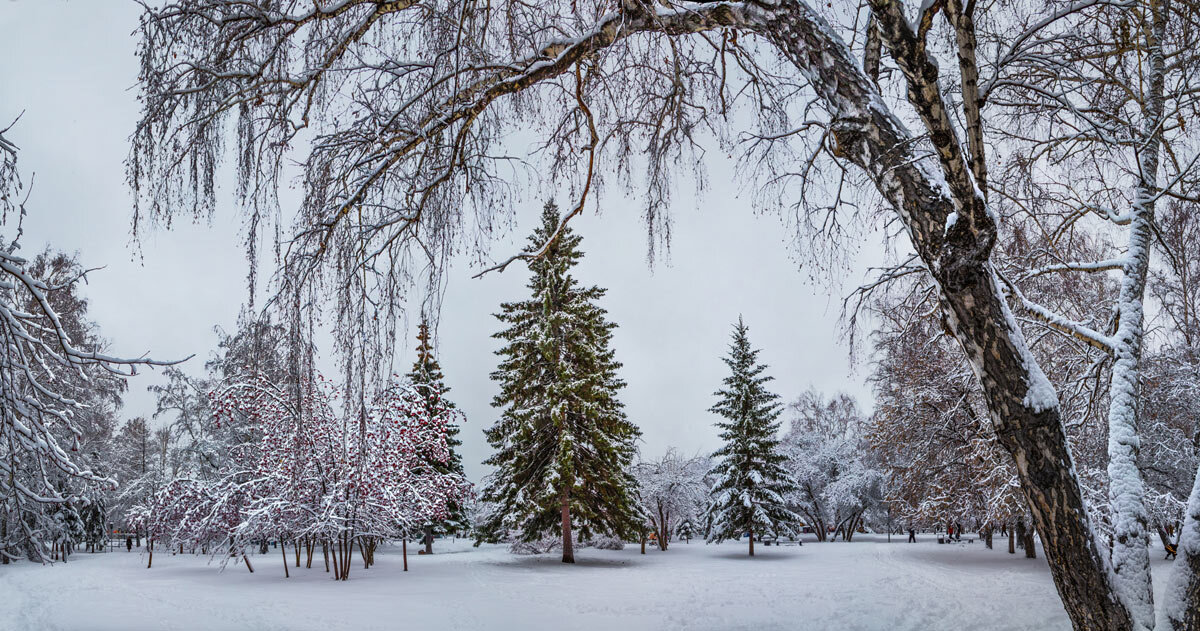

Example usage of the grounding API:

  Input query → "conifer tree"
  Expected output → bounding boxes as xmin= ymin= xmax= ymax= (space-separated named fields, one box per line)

xmin=705 ymin=317 xmax=798 ymax=556
xmin=478 ymin=201 xmax=642 ymax=563
xmin=406 ymin=317 xmax=467 ymax=553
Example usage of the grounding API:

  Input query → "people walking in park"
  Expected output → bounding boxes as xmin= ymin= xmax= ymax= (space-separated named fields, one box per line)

xmin=908 ymin=528 xmax=916 ymax=543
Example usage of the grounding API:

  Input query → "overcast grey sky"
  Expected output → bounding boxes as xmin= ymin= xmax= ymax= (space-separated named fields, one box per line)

xmin=0 ymin=0 xmax=882 ymax=482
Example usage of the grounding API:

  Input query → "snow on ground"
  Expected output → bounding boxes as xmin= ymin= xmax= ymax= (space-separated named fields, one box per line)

xmin=0 ymin=534 xmax=1178 ymax=630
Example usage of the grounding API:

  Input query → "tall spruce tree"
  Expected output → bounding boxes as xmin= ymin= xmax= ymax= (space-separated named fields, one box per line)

xmin=705 ymin=317 xmax=798 ymax=556
xmin=478 ymin=201 xmax=642 ymax=563
xmin=406 ymin=317 xmax=467 ymax=553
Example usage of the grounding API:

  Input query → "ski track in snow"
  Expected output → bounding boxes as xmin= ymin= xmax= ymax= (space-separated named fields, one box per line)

xmin=0 ymin=535 xmax=1178 ymax=630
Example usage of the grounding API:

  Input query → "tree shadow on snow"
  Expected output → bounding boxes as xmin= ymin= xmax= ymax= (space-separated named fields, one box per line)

xmin=483 ymin=553 xmax=646 ymax=571
xmin=709 ymin=550 xmax=799 ymax=561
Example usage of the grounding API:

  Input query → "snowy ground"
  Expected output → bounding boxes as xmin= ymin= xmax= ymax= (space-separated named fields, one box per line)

xmin=0 ymin=534 xmax=1178 ymax=630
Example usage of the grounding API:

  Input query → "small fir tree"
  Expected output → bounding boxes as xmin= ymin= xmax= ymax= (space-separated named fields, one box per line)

xmin=705 ymin=317 xmax=798 ymax=556
xmin=478 ymin=201 xmax=642 ymax=563
xmin=406 ymin=317 xmax=468 ymax=552
xmin=677 ymin=518 xmax=696 ymax=544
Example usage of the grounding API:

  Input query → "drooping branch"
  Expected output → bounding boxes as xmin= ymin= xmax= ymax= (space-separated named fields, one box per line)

xmin=310 ymin=2 xmax=755 ymax=258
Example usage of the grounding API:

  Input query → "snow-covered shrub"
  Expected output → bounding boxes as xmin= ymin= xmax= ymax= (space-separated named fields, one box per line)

xmin=510 ymin=536 xmax=560 ymax=555
xmin=589 ymin=536 xmax=625 ymax=550
xmin=131 ymin=373 xmax=472 ymax=579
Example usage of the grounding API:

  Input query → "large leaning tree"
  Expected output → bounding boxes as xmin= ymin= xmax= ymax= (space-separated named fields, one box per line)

xmin=133 ymin=0 xmax=1200 ymax=628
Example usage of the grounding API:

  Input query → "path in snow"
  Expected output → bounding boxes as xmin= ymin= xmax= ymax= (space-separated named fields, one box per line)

xmin=0 ymin=534 xmax=1178 ymax=630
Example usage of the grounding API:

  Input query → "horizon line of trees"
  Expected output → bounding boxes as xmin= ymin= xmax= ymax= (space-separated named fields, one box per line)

xmin=5 ymin=197 xmax=1194 ymax=576
xmin=0 ymin=186 xmax=936 ymax=573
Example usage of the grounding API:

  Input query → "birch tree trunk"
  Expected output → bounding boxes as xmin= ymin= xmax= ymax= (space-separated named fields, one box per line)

xmin=1096 ymin=2 xmax=1166 ymax=627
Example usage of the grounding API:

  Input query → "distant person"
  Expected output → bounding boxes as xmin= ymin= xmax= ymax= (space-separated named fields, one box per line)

xmin=908 ymin=528 xmax=916 ymax=543
xmin=125 ymin=536 xmax=132 ymax=552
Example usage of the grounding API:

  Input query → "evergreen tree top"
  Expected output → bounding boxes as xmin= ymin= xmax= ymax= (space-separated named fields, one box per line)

xmin=710 ymin=316 xmax=782 ymax=427
xmin=524 ymin=201 xmax=587 ymax=289
xmin=409 ymin=317 xmax=446 ymax=388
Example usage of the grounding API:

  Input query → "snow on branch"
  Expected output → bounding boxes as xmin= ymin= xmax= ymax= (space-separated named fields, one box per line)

xmin=1 ymin=131 xmax=181 ymax=562
xmin=1016 ymin=258 xmax=1127 ymax=281
xmin=999 ymin=274 xmax=1114 ymax=353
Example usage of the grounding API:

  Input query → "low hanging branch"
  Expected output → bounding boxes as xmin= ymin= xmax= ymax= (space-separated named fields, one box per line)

xmin=0 ymin=131 xmax=182 ymax=562
xmin=474 ymin=62 xmax=600 ymax=278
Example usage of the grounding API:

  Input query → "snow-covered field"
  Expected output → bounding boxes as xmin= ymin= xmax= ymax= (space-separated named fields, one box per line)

xmin=0 ymin=535 xmax=1177 ymax=630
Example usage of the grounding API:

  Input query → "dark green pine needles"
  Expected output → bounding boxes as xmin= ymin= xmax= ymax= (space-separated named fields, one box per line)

xmin=478 ymin=202 xmax=642 ymax=563
xmin=405 ymin=316 xmax=468 ymax=547
xmin=705 ymin=317 xmax=798 ymax=556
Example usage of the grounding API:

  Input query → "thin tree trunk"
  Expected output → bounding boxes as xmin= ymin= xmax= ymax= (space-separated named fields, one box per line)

xmin=402 ymin=538 xmax=408 ymax=572
xmin=424 ymin=525 xmax=433 ymax=555
xmin=243 ymin=554 xmax=254 ymax=573
xmin=1090 ymin=4 xmax=1167 ymax=627
xmin=560 ymin=487 xmax=574 ymax=564
xmin=337 ymin=534 xmax=346 ymax=581
xmin=813 ymin=515 xmax=827 ymax=543
xmin=282 ymin=541 xmax=289 ymax=578
xmin=342 ymin=536 xmax=354 ymax=580
xmin=658 ymin=507 xmax=670 ymax=551
xmin=748 ymin=525 xmax=754 ymax=557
